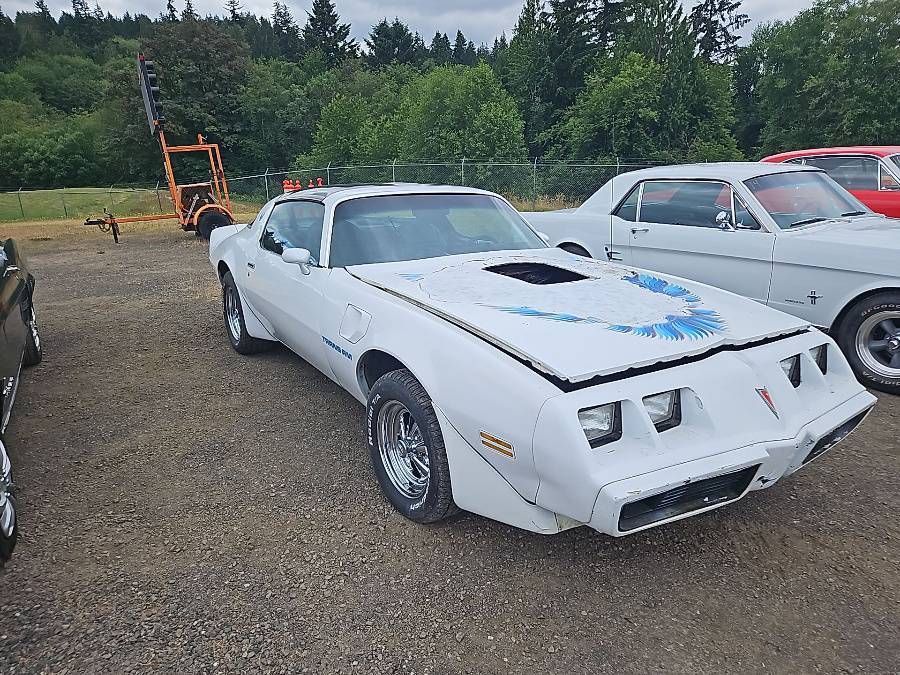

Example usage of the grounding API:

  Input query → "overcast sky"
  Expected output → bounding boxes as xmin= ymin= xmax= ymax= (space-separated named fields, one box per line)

xmin=4 ymin=0 xmax=816 ymax=46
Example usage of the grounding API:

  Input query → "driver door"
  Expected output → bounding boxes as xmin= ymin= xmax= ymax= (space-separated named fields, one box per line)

xmin=242 ymin=199 xmax=334 ymax=377
xmin=624 ymin=180 xmax=775 ymax=304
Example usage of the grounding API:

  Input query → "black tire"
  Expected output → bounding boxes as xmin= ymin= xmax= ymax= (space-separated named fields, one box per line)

xmin=22 ymin=296 xmax=42 ymax=367
xmin=0 ymin=438 xmax=17 ymax=567
xmin=560 ymin=243 xmax=591 ymax=257
xmin=835 ymin=292 xmax=900 ymax=395
xmin=366 ymin=369 xmax=457 ymax=523
xmin=197 ymin=211 xmax=231 ymax=240
xmin=221 ymin=272 xmax=272 ymax=355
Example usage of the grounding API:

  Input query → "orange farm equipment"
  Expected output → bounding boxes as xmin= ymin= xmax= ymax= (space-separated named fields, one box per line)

xmin=86 ymin=53 xmax=235 ymax=242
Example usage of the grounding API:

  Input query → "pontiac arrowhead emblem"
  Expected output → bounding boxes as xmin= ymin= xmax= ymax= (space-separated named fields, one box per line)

xmin=756 ymin=387 xmax=779 ymax=418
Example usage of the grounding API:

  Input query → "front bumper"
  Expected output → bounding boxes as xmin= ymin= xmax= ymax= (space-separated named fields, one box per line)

xmin=587 ymin=391 xmax=875 ymax=536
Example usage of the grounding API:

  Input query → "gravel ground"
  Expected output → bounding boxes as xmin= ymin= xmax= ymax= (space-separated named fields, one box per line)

xmin=1 ymin=228 xmax=898 ymax=674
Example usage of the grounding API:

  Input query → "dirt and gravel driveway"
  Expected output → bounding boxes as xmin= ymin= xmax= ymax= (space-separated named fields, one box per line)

xmin=0 ymin=226 xmax=898 ymax=674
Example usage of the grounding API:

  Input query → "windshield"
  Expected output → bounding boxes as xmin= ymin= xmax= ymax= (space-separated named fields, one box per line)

xmin=328 ymin=193 xmax=546 ymax=267
xmin=744 ymin=171 xmax=870 ymax=229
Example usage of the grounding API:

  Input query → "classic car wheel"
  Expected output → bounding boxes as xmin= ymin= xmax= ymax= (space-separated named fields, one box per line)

xmin=23 ymin=302 xmax=42 ymax=367
xmin=367 ymin=369 xmax=457 ymax=523
xmin=221 ymin=272 xmax=272 ymax=355
xmin=0 ymin=438 xmax=17 ymax=566
xmin=837 ymin=293 xmax=900 ymax=394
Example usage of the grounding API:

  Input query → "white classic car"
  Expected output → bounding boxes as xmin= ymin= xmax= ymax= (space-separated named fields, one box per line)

xmin=524 ymin=163 xmax=900 ymax=394
xmin=209 ymin=184 xmax=875 ymax=537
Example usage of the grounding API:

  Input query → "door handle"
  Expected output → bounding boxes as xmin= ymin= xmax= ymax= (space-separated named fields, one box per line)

xmin=247 ymin=262 xmax=256 ymax=269
xmin=631 ymin=227 xmax=650 ymax=234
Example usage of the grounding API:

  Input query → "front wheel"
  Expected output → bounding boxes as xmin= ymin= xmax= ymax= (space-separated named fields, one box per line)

xmin=23 ymin=300 xmax=42 ymax=367
xmin=0 ymin=438 xmax=18 ymax=567
xmin=221 ymin=272 xmax=272 ymax=355
xmin=836 ymin=292 xmax=900 ymax=395
xmin=366 ymin=369 xmax=457 ymax=523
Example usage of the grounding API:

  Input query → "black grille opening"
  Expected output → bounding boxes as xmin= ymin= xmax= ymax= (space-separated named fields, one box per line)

xmin=485 ymin=262 xmax=588 ymax=285
xmin=802 ymin=409 xmax=869 ymax=465
xmin=618 ymin=464 xmax=760 ymax=532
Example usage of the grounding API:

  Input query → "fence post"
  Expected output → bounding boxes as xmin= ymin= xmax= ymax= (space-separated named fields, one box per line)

xmin=532 ymin=157 xmax=538 ymax=210
xmin=461 ymin=158 xmax=466 ymax=186
xmin=60 ymin=187 xmax=68 ymax=218
xmin=155 ymin=180 xmax=163 ymax=212
xmin=263 ymin=168 xmax=270 ymax=201
xmin=16 ymin=188 xmax=24 ymax=219
xmin=326 ymin=163 xmax=331 ymax=186
xmin=392 ymin=159 xmax=396 ymax=183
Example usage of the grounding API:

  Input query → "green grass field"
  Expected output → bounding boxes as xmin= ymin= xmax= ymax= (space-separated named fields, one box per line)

xmin=0 ymin=187 xmax=175 ymax=222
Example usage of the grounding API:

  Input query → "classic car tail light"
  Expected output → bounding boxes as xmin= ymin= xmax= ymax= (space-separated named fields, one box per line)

xmin=642 ymin=390 xmax=681 ymax=432
xmin=578 ymin=403 xmax=622 ymax=449
xmin=810 ymin=344 xmax=828 ymax=374
xmin=780 ymin=355 xmax=801 ymax=388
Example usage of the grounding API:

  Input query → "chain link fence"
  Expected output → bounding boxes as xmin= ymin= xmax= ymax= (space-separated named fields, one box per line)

xmin=1 ymin=159 xmax=666 ymax=222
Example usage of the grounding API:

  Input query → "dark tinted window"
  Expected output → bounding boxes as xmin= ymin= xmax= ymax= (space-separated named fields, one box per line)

xmin=261 ymin=201 xmax=325 ymax=262
xmin=614 ymin=184 xmax=640 ymax=221
xmin=639 ymin=181 xmax=731 ymax=227
xmin=803 ymin=156 xmax=879 ymax=191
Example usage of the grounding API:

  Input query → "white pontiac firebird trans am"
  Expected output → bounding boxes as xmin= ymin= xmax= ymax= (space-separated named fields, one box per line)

xmin=523 ymin=162 xmax=900 ymax=395
xmin=209 ymin=184 xmax=876 ymax=537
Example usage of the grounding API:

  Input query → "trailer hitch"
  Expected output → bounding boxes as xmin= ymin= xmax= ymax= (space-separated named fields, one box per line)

xmin=84 ymin=209 xmax=121 ymax=244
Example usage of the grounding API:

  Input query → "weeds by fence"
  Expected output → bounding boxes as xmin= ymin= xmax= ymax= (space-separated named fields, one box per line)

xmin=0 ymin=159 xmax=665 ymax=222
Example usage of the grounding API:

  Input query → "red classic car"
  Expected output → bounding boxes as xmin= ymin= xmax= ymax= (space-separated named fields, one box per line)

xmin=761 ymin=146 xmax=900 ymax=218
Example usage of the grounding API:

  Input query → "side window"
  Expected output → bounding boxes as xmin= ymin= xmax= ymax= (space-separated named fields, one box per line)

xmin=784 ymin=158 xmax=805 ymax=165
xmin=733 ymin=193 xmax=761 ymax=230
xmin=639 ymin=181 xmax=730 ymax=228
xmin=879 ymin=163 xmax=900 ymax=190
xmin=260 ymin=201 xmax=325 ymax=263
xmin=804 ymin=156 xmax=879 ymax=191
xmin=614 ymin=184 xmax=640 ymax=221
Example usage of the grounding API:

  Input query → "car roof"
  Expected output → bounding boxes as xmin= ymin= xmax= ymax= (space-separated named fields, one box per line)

xmin=763 ymin=146 xmax=900 ymax=161
xmin=614 ymin=161 xmax=820 ymax=182
xmin=270 ymin=182 xmax=495 ymax=205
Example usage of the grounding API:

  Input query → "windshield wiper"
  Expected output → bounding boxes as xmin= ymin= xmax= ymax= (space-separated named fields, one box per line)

xmin=840 ymin=210 xmax=867 ymax=217
xmin=788 ymin=217 xmax=827 ymax=228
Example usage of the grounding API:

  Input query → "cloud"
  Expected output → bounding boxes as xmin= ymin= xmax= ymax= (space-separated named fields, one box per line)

xmin=4 ymin=0 xmax=816 ymax=46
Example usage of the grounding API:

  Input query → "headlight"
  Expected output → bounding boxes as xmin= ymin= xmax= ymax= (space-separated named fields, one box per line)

xmin=642 ymin=390 xmax=681 ymax=432
xmin=780 ymin=355 xmax=801 ymax=388
xmin=810 ymin=344 xmax=828 ymax=374
xmin=578 ymin=403 xmax=622 ymax=448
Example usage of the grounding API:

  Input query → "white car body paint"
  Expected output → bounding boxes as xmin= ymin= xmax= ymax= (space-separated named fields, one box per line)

xmin=210 ymin=184 xmax=876 ymax=537
xmin=523 ymin=162 xmax=900 ymax=329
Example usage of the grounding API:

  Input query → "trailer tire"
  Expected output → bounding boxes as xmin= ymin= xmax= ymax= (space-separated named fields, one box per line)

xmin=197 ymin=211 xmax=231 ymax=240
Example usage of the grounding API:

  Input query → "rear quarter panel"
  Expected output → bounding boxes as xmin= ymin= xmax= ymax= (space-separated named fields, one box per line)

xmin=521 ymin=210 xmax=609 ymax=257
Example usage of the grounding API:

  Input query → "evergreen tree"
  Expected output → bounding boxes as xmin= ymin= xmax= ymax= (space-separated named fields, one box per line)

xmin=451 ymin=30 xmax=476 ymax=65
xmin=626 ymin=0 xmax=689 ymax=64
xmin=224 ymin=0 xmax=242 ymax=21
xmin=366 ymin=18 xmax=419 ymax=66
xmin=0 ymin=6 xmax=19 ymax=69
xmin=429 ymin=31 xmax=452 ymax=64
xmin=593 ymin=0 xmax=625 ymax=53
xmin=165 ymin=0 xmax=178 ymax=21
xmin=690 ymin=0 xmax=749 ymax=63
xmin=546 ymin=0 xmax=595 ymax=113
xmin=71 ymin=0 xmax=89 ymax=17
xmin=272 ymin=1 xmax=301 ymax=59
xmin=302 ymin=0 xmax=356 ymax=66
xmin=181 ymin=0 xmax=196 ymax=21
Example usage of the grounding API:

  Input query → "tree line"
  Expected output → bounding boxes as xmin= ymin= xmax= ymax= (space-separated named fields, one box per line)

xmin=0 ymin=0 xmax=897 ymax=189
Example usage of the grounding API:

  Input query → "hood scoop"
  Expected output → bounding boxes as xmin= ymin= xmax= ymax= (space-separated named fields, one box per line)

xmin=485 ymin=262 xmax=588 ymax=285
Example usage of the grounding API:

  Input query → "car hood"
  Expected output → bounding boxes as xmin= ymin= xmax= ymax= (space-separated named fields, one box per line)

xmin=783 ymin=214 xmax=900 ymax=247
xmin=348 ymin=248 xmax=810 ymax=383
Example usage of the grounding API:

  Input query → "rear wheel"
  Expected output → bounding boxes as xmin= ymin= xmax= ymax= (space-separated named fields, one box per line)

xmin=0 ymin=438 xmax=17 ymax=567
xmin=366 ymin=369 xmax=456 ymax=523
xmin=197 ymin=211 xmax=231 ymax=240
xmin=836 ymin=292 xmax=900 ymax=394
xmin=221 ymin=272 xmax=272 ymax=355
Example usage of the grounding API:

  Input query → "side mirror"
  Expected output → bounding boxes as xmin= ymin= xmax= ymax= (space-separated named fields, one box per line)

xmin=282 ymin=247 xmax=312 ymax=275
xmin=537 ymin=231 xmax=551 ymax=244
xmin=715 ymin=210 xmax=734 ymax=230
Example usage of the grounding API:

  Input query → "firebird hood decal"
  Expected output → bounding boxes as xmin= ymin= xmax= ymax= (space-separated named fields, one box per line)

xmin=349 ymin=248 xmax=809 ymax=383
